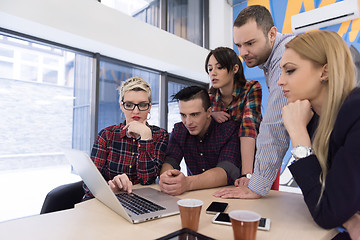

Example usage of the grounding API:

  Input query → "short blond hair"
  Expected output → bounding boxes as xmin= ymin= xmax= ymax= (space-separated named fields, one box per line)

xmin=117 ymin=77 xmax=152 ymax=103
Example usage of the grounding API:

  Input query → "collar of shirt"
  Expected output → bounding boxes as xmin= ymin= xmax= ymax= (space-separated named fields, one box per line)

xmin=213 ymin=83 xmax=241 ymax=106
xmin=196 ymin=118 xmax=216 ymax=141
xmin=258 ymin=32 xmax=283 ymax=73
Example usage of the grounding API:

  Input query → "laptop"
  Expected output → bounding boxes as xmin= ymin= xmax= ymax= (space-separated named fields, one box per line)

xmin=64 ymin=149 xmax=180 ymax=224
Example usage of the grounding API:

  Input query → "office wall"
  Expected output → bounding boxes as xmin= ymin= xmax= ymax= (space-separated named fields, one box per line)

xmin=0 ymin=0 xmax=233 ymax=83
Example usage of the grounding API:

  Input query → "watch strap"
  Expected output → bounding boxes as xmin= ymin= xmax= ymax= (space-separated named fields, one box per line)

xmin=240 ymin=173 xmax=252 ymax=179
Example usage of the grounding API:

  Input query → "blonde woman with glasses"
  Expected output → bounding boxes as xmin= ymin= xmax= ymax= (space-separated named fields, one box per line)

xmin=83 ymin=77 xmax=169 ymax=199
xmin=278 ymin=30 xmax=360 ymax=239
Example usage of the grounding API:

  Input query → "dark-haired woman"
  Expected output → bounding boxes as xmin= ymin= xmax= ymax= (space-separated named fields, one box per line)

xmin=205 ymin=47 xmax=262 ymax=186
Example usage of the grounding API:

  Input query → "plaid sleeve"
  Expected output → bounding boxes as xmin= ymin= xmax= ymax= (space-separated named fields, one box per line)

xmin=216 ymin=122 xmax=241 ymax=184
xmin=90 ymin=128 xmax=112 ymax=178
xmin=239 ymin=81 xmax=262 ymax=138
xmin=137 ymin=127 xmax=169 ymax=185
xmin=164 ymin=123 xmax=186 ymax=168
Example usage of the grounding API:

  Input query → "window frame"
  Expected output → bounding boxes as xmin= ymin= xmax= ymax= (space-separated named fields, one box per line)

xmin=0 ymin=27 xmax=209 ymax=144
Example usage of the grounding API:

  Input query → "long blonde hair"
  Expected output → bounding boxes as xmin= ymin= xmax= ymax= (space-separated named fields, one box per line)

xmin=286 ymin=30 xmax=355 ymax=200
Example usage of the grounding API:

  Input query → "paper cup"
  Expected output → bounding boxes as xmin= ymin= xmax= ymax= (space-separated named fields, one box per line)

xmin=229 ymin=210 xmax=261 ymax=240
xmin=177 ymin=199 xmax=203 ymax=231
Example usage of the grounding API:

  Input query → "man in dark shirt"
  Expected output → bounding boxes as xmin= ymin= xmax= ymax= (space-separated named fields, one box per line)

xmin=159 ymin=86 xmax=241 ymax=195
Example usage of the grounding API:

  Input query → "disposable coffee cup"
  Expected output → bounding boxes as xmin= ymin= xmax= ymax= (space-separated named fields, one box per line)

xmin=177 ymin=199 xmax=203 ymax=231
xmin=229 ymin=210 xmax=261 ymax=240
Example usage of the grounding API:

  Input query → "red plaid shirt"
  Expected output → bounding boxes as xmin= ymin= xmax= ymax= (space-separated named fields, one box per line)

xmin=209 ymin=80 xmax=262 ymax=138
xmin=84 ymin=122 xmax=168 ymax=197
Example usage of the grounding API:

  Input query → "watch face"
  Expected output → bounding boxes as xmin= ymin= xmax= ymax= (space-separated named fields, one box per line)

xmin=297 ymin=148 xmax=308 ymax=157
xmin=246 ymin=173 xmax=252 ymax=179
xmin=292 ymin=146 xmax=311 ymax=158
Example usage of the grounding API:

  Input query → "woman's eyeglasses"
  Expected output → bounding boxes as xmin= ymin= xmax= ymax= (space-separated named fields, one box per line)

xmin=122 ymin=101 xmax=150 ymax=111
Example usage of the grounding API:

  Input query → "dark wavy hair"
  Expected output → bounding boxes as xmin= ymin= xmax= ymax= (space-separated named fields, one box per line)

xmin=205 ymin=47 xmax=246 ymax=93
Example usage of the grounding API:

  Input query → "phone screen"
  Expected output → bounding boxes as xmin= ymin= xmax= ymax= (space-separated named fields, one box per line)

xmin=213 ymin=212 xmax=269 ymax=229
xmin=206 ymin=202 xmax=228 ymax=214
xmin=259 ymin=217 xmax=266 ymax=227
xmin=215 ymin=212 xmax=231 ymax=222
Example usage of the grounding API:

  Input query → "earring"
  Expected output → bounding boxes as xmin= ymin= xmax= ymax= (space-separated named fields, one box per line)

xmin=120 ymin=110 xmax=125 ymax=122
xmin=321 ymin=80 xmax=326 ymax=84
xmin=147 ymin=112 xmax=151 ymax=120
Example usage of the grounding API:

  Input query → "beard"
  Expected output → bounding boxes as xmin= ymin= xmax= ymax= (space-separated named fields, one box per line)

xmin=244 ymin=38 xmax=273 ymax=68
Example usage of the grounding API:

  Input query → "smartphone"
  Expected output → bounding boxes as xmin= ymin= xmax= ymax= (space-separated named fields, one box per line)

xmin=212 ymin=212 xmax=232 ymax=225
xmin=212 ymin=212 xmax=271 ymax=231
xmin=206 ymin=201 xmax=228 ymax=214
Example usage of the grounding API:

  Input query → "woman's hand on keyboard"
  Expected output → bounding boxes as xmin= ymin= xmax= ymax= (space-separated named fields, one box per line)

xmin=108 ymin=173 xmax=133 ymax=194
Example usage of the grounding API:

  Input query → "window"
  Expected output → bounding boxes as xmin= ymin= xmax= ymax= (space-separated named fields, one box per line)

xmin=167 ymin=81 xmax=187 ymax=131
xmin=0 ymin=33 xmax=92 ymax=221
xmin=100 ymin=0 xmax=209 ymax=48
xmin=133 ymin=0 xmax=161 ymax=28
xmin=167 ymin=0 xmax=206 ymax=47
xmin=101 ymin=0 xmax=160 ymax=27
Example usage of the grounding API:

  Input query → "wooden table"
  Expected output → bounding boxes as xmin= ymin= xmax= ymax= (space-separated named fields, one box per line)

xmin=0 ymin=185 xmax=338 ymax=239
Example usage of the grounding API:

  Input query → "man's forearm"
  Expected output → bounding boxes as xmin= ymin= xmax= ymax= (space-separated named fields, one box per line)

xmin=240 ymin=137 xmax=255 ymax=174
xmin=186 ymin=167 xmax=228 ymax=191
xmin=160 ymin=163 xmax=174 ymax=174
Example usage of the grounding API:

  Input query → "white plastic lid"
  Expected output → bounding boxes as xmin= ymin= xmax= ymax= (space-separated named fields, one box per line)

xmin=229 ymin=210 xmax=261 ymax=222
xmin=177 ymin=199 xmax=203 ymax=207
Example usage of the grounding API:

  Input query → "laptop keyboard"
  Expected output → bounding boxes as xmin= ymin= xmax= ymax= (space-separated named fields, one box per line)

xmin=116 ymin=192 xmax=166 ymax=215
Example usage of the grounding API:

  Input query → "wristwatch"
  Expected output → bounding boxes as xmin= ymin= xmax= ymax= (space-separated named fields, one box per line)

xmin=291 ymin=145 xmax=314 ymax=160
xmin=240 ymin=173 xmax=252 ymax=179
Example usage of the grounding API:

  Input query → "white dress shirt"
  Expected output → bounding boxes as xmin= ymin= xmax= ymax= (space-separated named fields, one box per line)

xmin=248 ymin=32 xmax=295 ymax=196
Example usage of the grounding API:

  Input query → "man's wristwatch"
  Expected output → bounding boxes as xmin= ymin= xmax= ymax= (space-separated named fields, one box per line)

xmin=240 ymin=173 xmax=252 ymax=179
xmin=291 ymin=145 xmax=314 ymax=160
